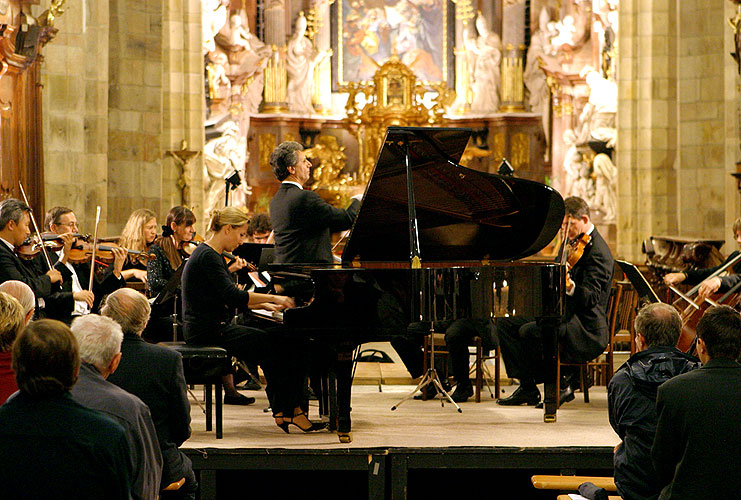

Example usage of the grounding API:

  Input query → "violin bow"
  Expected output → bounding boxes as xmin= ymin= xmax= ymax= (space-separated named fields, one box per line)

xmin=18 ymin=182 xmax=54 ymax=271
xmin=557 ymin=217 xmax=572 ymax=267
xmin=88 ymin=206 xmax=101 ymax=292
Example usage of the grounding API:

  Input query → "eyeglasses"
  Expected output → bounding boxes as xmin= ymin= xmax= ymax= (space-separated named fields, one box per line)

xmin=58 ymin=221 xmax=79 ymax=229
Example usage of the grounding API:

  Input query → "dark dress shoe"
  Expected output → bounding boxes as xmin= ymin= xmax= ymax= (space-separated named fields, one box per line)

xmin=238 ymin=379 xmax=262 ymax=391
xmin=535 ymin=385 xmax=576 ymax=409
xmin=224 ymin=393 xmax=256 ymax=405
xmin=497 ymin=386 xmax=541 ymax=406
xmin=451 ymin=384 xmax=473 ymax=403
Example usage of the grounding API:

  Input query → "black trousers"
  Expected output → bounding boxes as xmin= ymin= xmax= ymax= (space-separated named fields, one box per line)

xmin=188 ymin=323 xmax=306 ymax=417
xmin=444 ymin=318 xmax=497 ymax=387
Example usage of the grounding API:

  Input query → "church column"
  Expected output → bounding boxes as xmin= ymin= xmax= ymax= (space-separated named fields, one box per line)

xmin=40 ymin=0 xmax=111 ymax=227
xmin=617 ymin=0 xmax=678 ymax=261
xmin=162 ymin=0 xmax=205 ymax=222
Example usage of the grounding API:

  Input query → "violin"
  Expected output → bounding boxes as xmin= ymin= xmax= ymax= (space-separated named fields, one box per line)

xmin=15 ymin=233 xmax=91 ymax=260
xmin=566 ymin=232 xmax=592 ymax=270
xmin=66 ymin=241 xmax=156 ymax=266
xmin=180 ymin=233 xmax=205 ymax=257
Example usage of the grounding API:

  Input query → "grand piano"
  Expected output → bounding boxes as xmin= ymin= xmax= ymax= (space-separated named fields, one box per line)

xmin=267 ymin=126 xmax=565 ymax=442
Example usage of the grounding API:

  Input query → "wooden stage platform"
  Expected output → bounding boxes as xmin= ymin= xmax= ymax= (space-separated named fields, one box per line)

xmin=182 ymin=383 xmax=620 ymax=500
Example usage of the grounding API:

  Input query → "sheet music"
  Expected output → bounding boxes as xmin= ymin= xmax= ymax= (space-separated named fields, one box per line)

xmin=251 ymin=309 xmax=284 ymax=322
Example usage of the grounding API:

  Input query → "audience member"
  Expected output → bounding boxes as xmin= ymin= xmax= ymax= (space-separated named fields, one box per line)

xmin=0 ymin=292 xmax=27 ymax=404
xmin=70 ymin=314 xmax=163 ymax=500
xmin=607 ymin=303 xmax=699 ymax=500
xmin=0 ymin=319 xmax=132 ymax=499
xmin=0 ymin=280 xmax=35 ymax=324
xmin=104 ymin=288 xmax=198 ymax=499
xmin=247 ymin=213 xmax=272 ymax=243
xmin=652 ymin=305 xmax=741 ymax=499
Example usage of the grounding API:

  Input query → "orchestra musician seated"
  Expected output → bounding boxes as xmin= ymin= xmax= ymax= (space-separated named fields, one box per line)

xmin=32 ymin=206 xmax=128 ymax=324
xmin=182 ymin=207 xmax=326 ymax=431
xmin=663 ymin=217 xmax=741 ymax=302
xmin=0 ymin=199 xmax=64 ymax=312
xmin=247 ymin=212 xmax=272 ymax=244
xmin=497 ymin=196 xmax=614 ymax=407
xmin=119 ymin=208 xmax=158 ymax=283
xmin=143 ymin=205 xmax=197 ymax=343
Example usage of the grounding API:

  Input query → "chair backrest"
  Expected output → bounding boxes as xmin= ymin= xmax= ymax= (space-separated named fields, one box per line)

xmin=613 ymin=281 xmax=638 ymax=354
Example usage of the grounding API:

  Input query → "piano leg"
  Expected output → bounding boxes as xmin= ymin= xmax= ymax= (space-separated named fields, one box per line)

xmin=541 ymin=318 xmax=558 ymax=422
xmin=334 ymin=348 xmax=354 ymax=443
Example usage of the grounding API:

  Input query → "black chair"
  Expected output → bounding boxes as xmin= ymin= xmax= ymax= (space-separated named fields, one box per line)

xmin=160 ymin=342 xmax=232 ymax=439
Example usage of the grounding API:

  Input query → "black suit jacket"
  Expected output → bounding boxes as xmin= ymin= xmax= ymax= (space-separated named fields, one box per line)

xmin=560 ymin=227 xmax=615 ymax=362
xmin=270 ymin=183 xmax=360 ymax=264
xmin=652 ymin=358 xmax=741 ymax=499
xmin=107 ymin=333 xmax=192 ymax=485
xmin=0 ymin=241 xmax=63 ymax=315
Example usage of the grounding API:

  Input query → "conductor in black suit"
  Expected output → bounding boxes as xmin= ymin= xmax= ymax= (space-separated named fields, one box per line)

xmin=497 ymin=196 xmax=614 ymax=406
xmin=269 ymin=141 xmax=362 ymax=264
xmin=651 ymin=305 xmax=741 ymax=500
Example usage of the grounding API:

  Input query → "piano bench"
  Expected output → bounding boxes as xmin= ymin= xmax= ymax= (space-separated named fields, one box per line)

xmin=159 ymin=342 xmax=232 ymax=439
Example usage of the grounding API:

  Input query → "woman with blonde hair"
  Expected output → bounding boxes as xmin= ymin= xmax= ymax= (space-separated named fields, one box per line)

xmin=182 ymin=207 xmax=325 ymax=432
xmin=119 ymin=209 xmax=158 ymax=282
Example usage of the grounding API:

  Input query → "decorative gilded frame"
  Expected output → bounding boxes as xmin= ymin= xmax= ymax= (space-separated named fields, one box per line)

xmin=331 ymin=0 xmax=454 ymax=91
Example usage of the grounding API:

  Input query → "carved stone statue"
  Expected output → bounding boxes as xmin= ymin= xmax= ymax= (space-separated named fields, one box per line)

xmin=202 ymin=0 xmax=229 ymax=54
xmin=562 ymin=128 xmax=583 ymax=197
xmin=286 ymin=13 xmax=329 ymax=114
xmin=203 ymin=122 xmax=251 ymax=214
xmin=468 ymin=14 xmax=501 ymax=114
xmin=206 ymin=50 xmax=231 ymax=102
xmin=223 ymin=14 xmax=272 ymax=114
xmin=524 ymin=8 xmax=551 ymax=119
xmin=592 ymin=153 xmax=617 ymax=221
xmin=578 ymin=69 xmax=617 ymax=148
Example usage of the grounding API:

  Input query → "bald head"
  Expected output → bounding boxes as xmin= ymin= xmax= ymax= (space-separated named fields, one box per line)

xmin=100 ymin=288 xmax=151 ymax=336
xmin=0 ymin=280 xmax=35 ymax=323
xmin=634 ymin=302 xmax=682 ymax=348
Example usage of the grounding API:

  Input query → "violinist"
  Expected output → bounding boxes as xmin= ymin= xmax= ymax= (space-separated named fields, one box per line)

xmin=119 ymin=209 xmax=158 ymax=282
xmin=497 ymin=196 xmax=614 ymax=407
xmin=143 ymin=206 xmax=196 ymax=342
xmin=32 ymin=207 xmax=127 ymax=324
xmin=182 ymin=207 xmax=326 ymax=431
xmin=663 ymin=218 xmax=741 ymax=302
xmin=0 ymin=199 xmax=64 ymax=312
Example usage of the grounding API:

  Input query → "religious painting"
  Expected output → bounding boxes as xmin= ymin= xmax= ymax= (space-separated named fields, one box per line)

xmin=331 ymin=0 xmax=454 ymax=89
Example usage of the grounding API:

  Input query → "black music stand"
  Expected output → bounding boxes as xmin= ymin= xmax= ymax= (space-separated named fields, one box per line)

xmin=151 ymin=262 xmax=186 ymax=342
xmin=616 ymin=260 xmax=661 ymax=304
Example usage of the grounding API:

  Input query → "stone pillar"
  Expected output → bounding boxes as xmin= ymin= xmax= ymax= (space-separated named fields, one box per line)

xmin=162 ymin=0 xmax=205 ymax=226
xmin=618 ymin=0 xmax=740 ymax=262
xmin=310 ymin=0 xmax=331 ymax=113
xmin=40 ymin=0 xmax=111 ymax=230
xmin=107 ymin=0 xmax=164 ymax=234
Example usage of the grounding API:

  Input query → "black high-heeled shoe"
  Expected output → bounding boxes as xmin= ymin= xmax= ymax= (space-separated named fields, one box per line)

xmin=281 ymin=412 xmax=328 ymax=433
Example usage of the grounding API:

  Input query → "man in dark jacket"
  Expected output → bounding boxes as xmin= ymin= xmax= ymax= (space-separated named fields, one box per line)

xmin=607 ymin=303 xmax=699 ymax=500
xmin=652 ymin=305 xmax=741 ymax=500
xmin=498 ymin=196 xmax=615 ymax=406
xmin=104 ymin=288 xmax=198 ymax=500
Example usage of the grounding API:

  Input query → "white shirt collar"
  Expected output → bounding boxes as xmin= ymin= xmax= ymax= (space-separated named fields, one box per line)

xmin=282 ymin=181 xmax=303 ymax=190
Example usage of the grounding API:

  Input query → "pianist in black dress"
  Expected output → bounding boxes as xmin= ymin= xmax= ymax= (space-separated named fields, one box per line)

xmin=182 ymin=207 xmax=326 ymax=432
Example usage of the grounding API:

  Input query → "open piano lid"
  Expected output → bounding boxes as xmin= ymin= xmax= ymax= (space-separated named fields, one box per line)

xmin=342 ymin=126 xmax=565 ymax=263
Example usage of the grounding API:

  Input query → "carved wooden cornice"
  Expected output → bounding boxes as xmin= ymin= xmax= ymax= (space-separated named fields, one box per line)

xmin=0 ymin=22 xmax=57 ymax=72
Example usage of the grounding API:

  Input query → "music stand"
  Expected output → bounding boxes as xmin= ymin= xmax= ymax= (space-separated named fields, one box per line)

xmin=151 ymin=261 xmax=186 ymax=342
xmin=616 ymin=260 xmax=661 ymax=304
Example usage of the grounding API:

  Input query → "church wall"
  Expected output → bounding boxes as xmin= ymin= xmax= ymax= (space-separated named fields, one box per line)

xmin=40 ymin=0 xmax=205 ymax=236
xmin=107 ymin=0 xmax=165 ymax=234
xmin=161 ymin=0 xmax=206 ymax=228
xmin=40 ymin=0 xmax=112 ymax=232
xmin=617 ymin=0 xmax=739 ymax=262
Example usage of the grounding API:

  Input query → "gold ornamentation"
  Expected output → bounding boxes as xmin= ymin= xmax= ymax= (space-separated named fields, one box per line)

xmin=304 ymin=135 xmax=348 ymax=190
xmin=39 ymin=0 xmax=67 ymax=28
xmin=342 ymin=56 xmax=450 ymax=181
xmin=284 ymin=133 xmax=295 ymax=143
xmin=259 ymin=133 xmax=276 ymax=171
xmin=263 ymin=45 xmax=288 ymax=113
xmin=492 ymin=132 xmax=506 ymax=163
xmin=511 ymin=133 xmax=529 ymax=171
xmin=459 ymin=145 xmax=491 ymax=167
